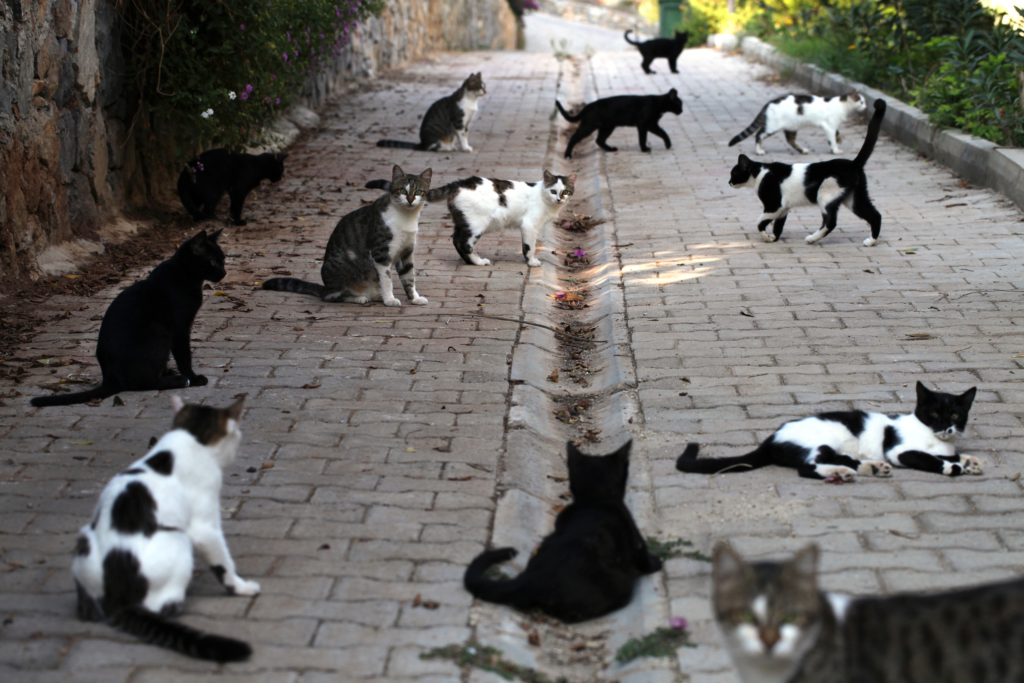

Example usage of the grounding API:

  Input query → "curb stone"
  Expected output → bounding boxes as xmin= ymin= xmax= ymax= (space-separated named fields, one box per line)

xmin=707 ymin=34 xmax=1024 ymax=214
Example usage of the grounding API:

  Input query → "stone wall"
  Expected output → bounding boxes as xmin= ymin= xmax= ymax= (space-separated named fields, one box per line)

xmin=0 ymin=0 xmax=517 ymax=283
xmin=0 ymin=0 xmax=125 ymax=282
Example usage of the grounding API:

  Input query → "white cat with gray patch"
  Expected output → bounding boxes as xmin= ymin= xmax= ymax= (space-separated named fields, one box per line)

xmin=72 ymin=397 xmax=257 ymax=662
xmin=730 ymin=92 xmax=867 ymax=155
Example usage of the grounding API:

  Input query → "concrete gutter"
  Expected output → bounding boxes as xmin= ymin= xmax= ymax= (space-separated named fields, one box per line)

xmin=709 ymin=35 xmax=1024 ymax=213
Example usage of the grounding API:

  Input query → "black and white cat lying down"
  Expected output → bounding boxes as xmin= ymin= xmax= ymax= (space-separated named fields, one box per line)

xmin=677 ymin=382 xmax=980 ymax=482
xmin=73 ymin=397 xmax=258 ymax=662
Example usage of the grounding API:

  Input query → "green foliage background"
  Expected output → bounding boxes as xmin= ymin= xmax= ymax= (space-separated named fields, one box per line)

xmin=115 ymin=0 xmax=385 ymax=165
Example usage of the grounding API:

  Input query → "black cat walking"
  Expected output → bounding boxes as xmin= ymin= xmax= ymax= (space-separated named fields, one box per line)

xmin=624 ymin=30 xmax=689 ymax=74
xmin=30 ymin=231 xmax=227 ymax=407
xmin=557 ymin=90 xmax=683 ymax=159
xmin=177 ymin=148 xmax=286 ymax=226
xmin=464 ymin=441 xmax=662 ymax=623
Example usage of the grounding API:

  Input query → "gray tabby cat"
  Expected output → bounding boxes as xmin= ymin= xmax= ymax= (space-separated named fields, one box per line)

xmin=261 ymin=165 xmax=431 ymax=306
xmin=377 ymin=73 xmax=486 ymax=152
xmin=714 ymin=542 xmax=1024 ymax=683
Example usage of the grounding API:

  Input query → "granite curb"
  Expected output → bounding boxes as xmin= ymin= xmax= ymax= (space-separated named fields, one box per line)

xmin=707 ymin=34 xmax=1024 ymax=213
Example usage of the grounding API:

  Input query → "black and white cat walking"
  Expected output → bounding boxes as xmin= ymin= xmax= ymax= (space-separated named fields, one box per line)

xmin=729 ymin=99 xmax=886 ymax=247
xmin=676 ymin=382 xmax=980 ymax=482
xmin=73 ymin=397 xmax=257 ymax=662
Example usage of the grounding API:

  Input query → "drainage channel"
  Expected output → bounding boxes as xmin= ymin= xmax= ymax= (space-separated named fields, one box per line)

xmin=470 ymin=54 xmax=680 ymax=683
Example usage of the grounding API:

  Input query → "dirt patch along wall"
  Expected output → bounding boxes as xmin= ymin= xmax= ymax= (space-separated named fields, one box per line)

xmin=0 ymin=0 xmax=126 ymax=283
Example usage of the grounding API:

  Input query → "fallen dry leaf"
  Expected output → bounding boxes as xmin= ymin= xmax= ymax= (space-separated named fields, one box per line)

xmin=547 ymin=369 xmax=559 ymax=383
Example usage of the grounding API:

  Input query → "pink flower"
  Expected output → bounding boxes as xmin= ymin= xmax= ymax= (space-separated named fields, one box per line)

xmin=275 ymin=98 xmax=280 ymax=104
xmin=271 ymin=74 xmax=277 ymax=80
xmin=573 ymin=249 xmax=585 ymax=257
xmin=241 ymin=92 xmax=248 ymax=100
xmin=265 ymin=97 xmax=271 ymax=104
xmin=239 ymin=23 xmax=245 ymax=30
xmin=669 ymin=617 xmax=688 ymax=631
xmin=245 ymin=84 xmax=253 ymax=93
xmin=283 ymin=53 xmax=288 ymax=61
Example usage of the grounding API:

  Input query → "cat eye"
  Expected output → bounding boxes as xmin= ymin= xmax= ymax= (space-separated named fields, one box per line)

xmin=780 ymin=614 xmax=805 ymax=625
xmin=932 ymin=411 xmax=939 ymax=418
xmin=732 ymin=610 xmax=758 ymax=624
xmin=209 ymin=259 xmax=218 ymax=266
xmin=951 ymin=413 xmax=959 ymax=420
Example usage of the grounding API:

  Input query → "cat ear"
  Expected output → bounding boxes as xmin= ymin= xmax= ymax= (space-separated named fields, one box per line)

xmin=959 ymin=386 xmax=977 ymax=409
xmin=789 ymin=544 xmax=819 ymax=580
xmin=276 ymin=153 xmax=289 ymax=162
xmin=170 ymin=394 xmax=186 ymax=414
xmin=916 ymin=381 xmax=931 ymax=402
xmin=567 ymin=173 xmax=577 ymax=187
xmin=668 ymin=89 xmax=678 ymax=96
xmin=543 ymin=170 xmax=555 ymax=185
xmin=190 ymin=230 xmax=208 ymax=253
xmin=226 ymin=397 xmax=245 ymax=421
xmin=712 ymin=542 xmax=746 ymax=584
xmin=738 ymin=154 xmax=751 ymax=168
xmin=391 ymin=165 xmax=406 ymax=183
xmin=208 ymin=228 xmax=224 ymax=243
xmin=419 ymin=168 xmax=432 ymax=185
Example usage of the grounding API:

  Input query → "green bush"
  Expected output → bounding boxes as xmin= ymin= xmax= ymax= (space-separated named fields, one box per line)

xmin=116 ymin=0 xmax=385 ymax=164
xmin=679 ymin=0 xmax=762 ymax=47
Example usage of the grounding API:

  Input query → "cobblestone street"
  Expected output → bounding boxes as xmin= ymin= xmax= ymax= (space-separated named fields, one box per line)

xmin=3 ymin=16 xmax=1024 ymax=683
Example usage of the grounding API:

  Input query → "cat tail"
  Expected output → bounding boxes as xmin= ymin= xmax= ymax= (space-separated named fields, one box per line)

xmin=261 ymin=277 xmax=326 ymax=298
xmin=555 ymin=100 xmax=582 ymax=123
xmin=728 ymin=104 xmax=768 ymax=147
xmin=624 ymin=30 xmax=642 ymax=45
xmin=675 ymin=442 xmax=772 ymax=475
xmin=376 ymin=139 xmax=423 ymax=150
xmin=30 ymin=384 xmax=117 ymax=407
xmin=853 ymin=99 xmax=887 ymax=168
xmin=111 ymin=605 xmax=251 ymax=663
xmin=365 ymin=179 xmax=391 ymax=191
xmin=463 ymin=547 xmax=530 ymax=607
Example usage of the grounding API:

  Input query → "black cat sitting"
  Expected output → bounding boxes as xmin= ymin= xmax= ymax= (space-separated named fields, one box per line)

xmin=177 ymin=148 xmax=286 ymax=226
xmin=557 ymin=89 xmax=683 ymax=159
xmin=30 ymin=231 xmax=227 ymax=408
xmin=624 ymin=29 xmax=690 ymax=74
xmin=464 ymin=440 xmax=662 ymax=623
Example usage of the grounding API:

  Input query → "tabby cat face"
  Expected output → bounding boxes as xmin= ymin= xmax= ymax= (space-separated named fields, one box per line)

xmin=713 ymin=543 xmax=824 ymax=672
xmin=170 ymin=395 xmax=244 ymax=464
xmin=463 ymin=72 xmax=486 ymax=96
xmin=541 ymin=170 xmax=576 ymax=207
xmin=914 ymin=381 xmax=976 ymax=441
xmin=389 ymin=165 xmax=432 ymax=210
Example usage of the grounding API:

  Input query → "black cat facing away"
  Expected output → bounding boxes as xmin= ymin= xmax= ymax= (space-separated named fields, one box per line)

xmin=624 ymin=29 xmax=690 ymax=74
xmin=464 ymin=440 xmax=662 ymax=623
xmin=30 ymin=230 xmax=227 ymax=407
xmin=557 ymin=89 xmax=683 ymax=159
xmin=177 ymin=148 xmax=286 ymax=226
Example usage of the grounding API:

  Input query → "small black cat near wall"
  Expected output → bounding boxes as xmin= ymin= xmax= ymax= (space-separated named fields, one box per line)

xmin=178 ymin=149 xmax=287 ymax=226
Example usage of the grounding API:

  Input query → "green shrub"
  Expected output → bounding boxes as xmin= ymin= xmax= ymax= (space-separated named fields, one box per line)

xmin=116 ymin=0 xmax=385 ymax=164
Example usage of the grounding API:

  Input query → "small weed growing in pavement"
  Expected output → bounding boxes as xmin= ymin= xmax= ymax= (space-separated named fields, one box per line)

xmin=421 ymin=641 xmax=565 ymax=682
xmin=551 ymin=38 xmax=574 ymax=60
xmin=647 ymin=537 xmax=713 ymax=563
xmin=615 ymin=627 xmax=697 ymax=664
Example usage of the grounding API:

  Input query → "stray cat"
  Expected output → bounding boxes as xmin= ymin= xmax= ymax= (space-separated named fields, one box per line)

xmin=729 ymin=99 xmax=886 ymax=246
xmin=261 ymin=165 xmax=431 ymax=306
xmin=365 ymin=170 xmax=576 ymax=267
xmin=676 ymin=381 xmax=980 ymax=482
xmin=376 ymin=73 xmax=486 ymax=152
xmin=177 ymin=148 xmax=286 ymax=226
xmin=729 ymin=92 xmax=867 ymax=156
xmin=463 ymin=440 xmax=662 ymax=623
xmin=624 ymin=29 xmax=690 ymax=74
xmin=73 ymin=396 xmax=258 ymax=662
xmin=713 ymin=542 xmax=1024 ymax=683
xmin=30 ymin=230 xmax=226 ymax=407
xmin=557 ymin=89 xmax=684 ymax=159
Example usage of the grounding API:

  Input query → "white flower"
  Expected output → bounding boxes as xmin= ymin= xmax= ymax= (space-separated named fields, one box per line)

xmin=228 ymin=91 xmax=237 ymax=100
xmin=200 ymin=108 xmax=214 ymax=119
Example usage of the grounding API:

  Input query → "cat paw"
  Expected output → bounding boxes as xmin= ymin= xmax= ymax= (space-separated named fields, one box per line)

xmin=410 ymin=296 xmax=428 ymax=306
xmin=862 ymin=237 xmax=878 ymax=247
xmin=831 ymin=148 xmax=843 ymax=155
xmin=819 ymin=466 xmax=857 ymax=482
xmin=383 ymin=298 xmax=401 ymax=307
xmin=760 ymin=231 xmax=774 ymax=243
xmin=755 ymin=148 xmax=767 ymax=156
xmin=189 ymin=375 xmax=209 ymax=387
xmin=646 ymin=554 xmax=664 ymax=572
xmin=231 ymin=578 xmax=261 ymax=596
xmin=858 ymin=460 xmax=893 ymax=477
xmin=527 ymin=258 xmax=541 ymax=267
xmin=461 ymin=145 xmax=473 ymax=152
xmin=960 ymin=455 xmax=983 ymax=475
xmin=805 ymin=229 xmax=827 ymax=244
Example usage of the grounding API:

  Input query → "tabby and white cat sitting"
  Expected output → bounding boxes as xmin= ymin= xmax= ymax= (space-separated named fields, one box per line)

xmin=729 ymin=99 xmax=886 ymax=247
xmin=729 ymin=92 xmax=867 ymax=156
xmin=366 ymin=170 xmax=576 ymax=267
xmin=677 ymin=381 xmax=980 ymax=482
xmin=263 ymin=165 xmax=431 ymax=306
xmin=73 ymin=396 xmax=257 ymax=662
xmin=377 ymin=72 xmax=485 ymax=152
xmin=714 ymin=542 xmax=1024 ymax=683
